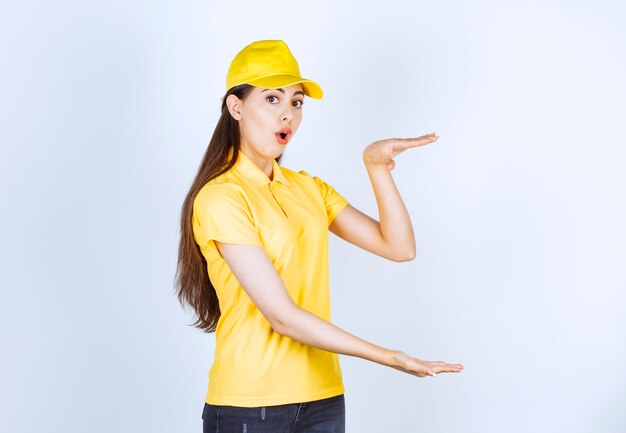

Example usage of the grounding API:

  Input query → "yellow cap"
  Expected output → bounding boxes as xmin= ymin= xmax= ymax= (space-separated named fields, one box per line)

xmin=225 ymin=39 xmax=323 ymax=99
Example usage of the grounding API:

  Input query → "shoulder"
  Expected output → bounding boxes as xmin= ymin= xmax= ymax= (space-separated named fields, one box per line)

xmin=195 ymin=164 xmax=249 ymax=198
xmin=195 ymin=180 xmax=239 ymax=201
xmin=193 ymin=179 xmax=250 ymax=216
xmin=292 ymin=167 xmax=338 ymax=197
xmin=281 ymin=165 xmax=322 ymax=187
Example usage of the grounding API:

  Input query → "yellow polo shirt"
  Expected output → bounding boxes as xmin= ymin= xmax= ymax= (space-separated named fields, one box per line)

xmin=192 ymin=148 xmax=350 ymax=407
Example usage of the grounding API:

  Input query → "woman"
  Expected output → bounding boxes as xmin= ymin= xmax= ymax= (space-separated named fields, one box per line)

xmin=176 ymin=39 xmax=463 ymax=433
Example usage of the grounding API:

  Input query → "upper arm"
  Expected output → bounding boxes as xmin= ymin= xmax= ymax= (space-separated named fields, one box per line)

xmin=193 ymin=183 xmax=263 ymax=247
xmin=329 ymin=204 xmax=413 ymax=262
xmin=214 ymin=241 xmax=298 ymax=332
xmin=193 ymin=184 xmax=298 ymax=331
xmin=301 ymin=170 xmax=411 ymax=261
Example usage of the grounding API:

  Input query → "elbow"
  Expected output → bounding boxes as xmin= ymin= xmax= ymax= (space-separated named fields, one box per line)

xmin=270 ymin=319 xmax=287 ymax=335
xmin=269 ymin=304 xmax=300 ymax=336
xmin=385 ymin=239 xmax=416 ymax=262
xmin=392 ymin=249 xmax=416 ymax=262
xmin=271 ymin=319 xmax=294 ymax=337
xmin=269 ymin=314 xmax=286 ymax=335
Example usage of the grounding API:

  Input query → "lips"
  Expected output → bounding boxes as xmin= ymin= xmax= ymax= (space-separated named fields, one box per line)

xmin=275 ymin=128 xmax=292 ymax=144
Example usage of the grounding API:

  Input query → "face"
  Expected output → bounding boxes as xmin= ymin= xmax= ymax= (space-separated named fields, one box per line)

xmin=227 ymin=83 xmax=305 ymax=159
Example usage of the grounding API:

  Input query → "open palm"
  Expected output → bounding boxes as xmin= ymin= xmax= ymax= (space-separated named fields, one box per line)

xmin=390 ymin=350 xmax=464 ymax=378
xmin=363 ymin=132 xmax=439 ymax=170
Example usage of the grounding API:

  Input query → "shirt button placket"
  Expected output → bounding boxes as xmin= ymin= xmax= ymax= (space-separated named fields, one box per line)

xmin=269 ymin=182 xmax=288 ymax=219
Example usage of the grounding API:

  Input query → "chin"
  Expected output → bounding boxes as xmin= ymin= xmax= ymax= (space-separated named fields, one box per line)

xmin=271 ymin=144 xmax=287 ymax=154
xmin=257 ymin=146 xmax=283 ymax=159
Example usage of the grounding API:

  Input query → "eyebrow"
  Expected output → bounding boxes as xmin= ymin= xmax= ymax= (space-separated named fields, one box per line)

xmin=261 ymin=88 xmax=305 ymax=97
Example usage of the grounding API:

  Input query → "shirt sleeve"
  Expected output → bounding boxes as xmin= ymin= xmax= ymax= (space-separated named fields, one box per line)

xmin=299 ymin=170 xmax=350 ymax=226
xmin=192 ymin=183 xmax=263 ymax=247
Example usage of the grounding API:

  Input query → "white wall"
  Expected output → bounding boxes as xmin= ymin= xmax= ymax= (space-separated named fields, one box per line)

xmin=2 ymin=1 xmax=625 ymax=432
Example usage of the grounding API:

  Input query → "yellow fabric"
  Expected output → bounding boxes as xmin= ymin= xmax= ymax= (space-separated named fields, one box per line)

xmin=192 ymin=148 xmax=349 ymax=407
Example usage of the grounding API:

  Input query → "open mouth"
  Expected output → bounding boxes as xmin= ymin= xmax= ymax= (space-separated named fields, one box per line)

xmin=275 ymin=129 xmax=292 ymax=144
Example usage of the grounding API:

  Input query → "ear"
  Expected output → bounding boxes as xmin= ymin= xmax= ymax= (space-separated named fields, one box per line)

xmin=226 ymin=94 xmax=243 ymax=121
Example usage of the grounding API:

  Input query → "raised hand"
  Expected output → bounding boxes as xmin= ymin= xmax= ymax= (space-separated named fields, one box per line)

xmin=363 ymin=132 xmax=439 ymax=170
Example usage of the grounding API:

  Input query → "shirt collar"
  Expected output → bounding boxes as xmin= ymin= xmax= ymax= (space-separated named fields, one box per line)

xmin=232 ymin=148 xmax=292 ymax=188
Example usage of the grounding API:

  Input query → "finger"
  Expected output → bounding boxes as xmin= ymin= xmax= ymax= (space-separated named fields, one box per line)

xmin=440 ymin=363 xmax=463 ymax=368
xmin=408 ymin=133 xmax=436 ymax=140
xmin=442 ymin=365 xmax=463 ymax=373
xmin=418 ymin=133 xmax=438 ymax=139
xmin=432 ymin=363 xmax=462 ymax=372
xmin=403 ymin=136 xmax=436 ymax=143
xmin=400 ymin=136 xmax=438 ymax=148
xmin=433 ymin=361 xmax=462 ymax=368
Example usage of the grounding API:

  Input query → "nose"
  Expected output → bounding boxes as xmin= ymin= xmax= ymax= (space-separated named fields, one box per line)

xmin=281 ymin=106 xmax=297 ymax=123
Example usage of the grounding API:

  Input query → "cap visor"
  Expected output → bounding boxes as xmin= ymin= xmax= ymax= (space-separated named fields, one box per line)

xmin=246 ymin=74 xmax=323 ymax=99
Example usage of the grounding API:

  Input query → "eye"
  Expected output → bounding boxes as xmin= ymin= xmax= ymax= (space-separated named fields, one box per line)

xmin=266 ymin=95 xmax=304 ymax=109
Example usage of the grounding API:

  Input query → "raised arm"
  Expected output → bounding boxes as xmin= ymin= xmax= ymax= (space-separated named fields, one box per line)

xmin=329 ymin=133 xmax=440 ymax=261
xmin=214 ymin=240 xmax=463 ymax=378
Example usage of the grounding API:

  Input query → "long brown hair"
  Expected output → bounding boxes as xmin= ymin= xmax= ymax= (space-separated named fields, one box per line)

xmin=175 ymin=83 xmax=284 ymax=333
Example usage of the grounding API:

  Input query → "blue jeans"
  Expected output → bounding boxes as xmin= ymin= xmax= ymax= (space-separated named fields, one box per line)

xmin=201 ymin=394 xmax=345 ymax=433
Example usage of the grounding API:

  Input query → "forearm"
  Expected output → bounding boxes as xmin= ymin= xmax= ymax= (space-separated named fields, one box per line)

xmin=274 ymin=305 xmax=398 ymax=368
xmin=364 ymin=161 xmax=416 ymax=257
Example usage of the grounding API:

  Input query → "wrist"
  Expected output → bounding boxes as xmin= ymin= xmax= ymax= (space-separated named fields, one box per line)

xmin=362 ymin=150 xmax=381 ymax=166
xmin=363 ymin=159 xmax=389 ymax=171
xmin=385 ymin=349 xmax=404 ymax=368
